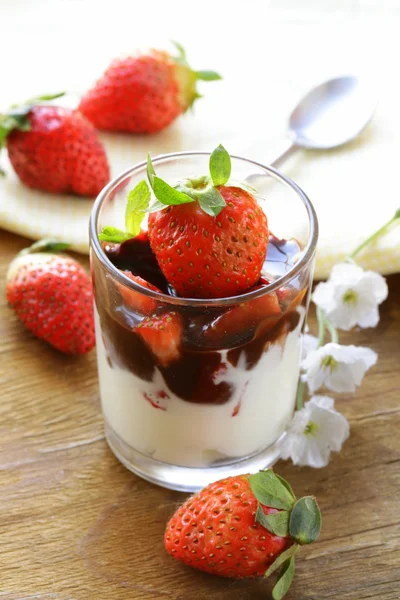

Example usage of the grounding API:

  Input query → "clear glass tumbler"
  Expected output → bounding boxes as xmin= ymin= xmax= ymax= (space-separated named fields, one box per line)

xmin=89 ymin=152 xmax=318 ymax=492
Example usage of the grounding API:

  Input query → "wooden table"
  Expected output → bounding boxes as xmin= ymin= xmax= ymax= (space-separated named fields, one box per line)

xmin=1 ymin=229 xmax=399 ymax=600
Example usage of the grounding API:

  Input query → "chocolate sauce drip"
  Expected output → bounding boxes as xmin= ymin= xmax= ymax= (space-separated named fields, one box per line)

xmin=98 ymin=233 xmax=305 ymax=405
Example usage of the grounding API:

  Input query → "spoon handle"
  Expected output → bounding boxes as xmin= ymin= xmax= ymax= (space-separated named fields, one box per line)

xmin=269 ymin=140 xmax=298 ymax=169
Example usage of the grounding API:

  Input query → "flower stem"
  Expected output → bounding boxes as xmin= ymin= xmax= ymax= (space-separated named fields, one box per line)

xmin=325 ymin=318 xmax=339 ymax=343
xmin=349 ymin=209 xmax=400 ymax=260
xmin=316 ymin=306 xmax=326 ymax=347
xmin=296 ymin=379 xmax=305 ymax=411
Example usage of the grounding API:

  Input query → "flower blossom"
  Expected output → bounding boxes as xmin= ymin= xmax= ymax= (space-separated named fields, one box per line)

xmin=312 ymin=262 xmax=388 ymax=331
xmin=301 ymin=342 xmax=377 ymax=394
xmin=279 ymin=396 xmax=349 ymax=468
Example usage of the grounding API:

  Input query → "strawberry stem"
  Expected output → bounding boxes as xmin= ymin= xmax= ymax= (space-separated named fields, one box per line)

xmin=18 ymin=239 xmax=70 ymax=257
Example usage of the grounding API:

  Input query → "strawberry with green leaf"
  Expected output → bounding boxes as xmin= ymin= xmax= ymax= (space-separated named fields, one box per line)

xmin=0 ymin=93 xmax=110 ymax=196
xmin=164 ymin=469 xmax=321 ymax=599
xmin=99 ymin=144 xmax=269 ymax=299
xmin=79 ymin=42 xmax=221 ymax=134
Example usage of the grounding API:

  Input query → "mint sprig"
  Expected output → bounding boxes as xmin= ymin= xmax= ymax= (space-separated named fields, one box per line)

xmin=98 ymin=144 xmax=243 ymax=243
xmin=249 ymin=469 xmax=321 ymax=600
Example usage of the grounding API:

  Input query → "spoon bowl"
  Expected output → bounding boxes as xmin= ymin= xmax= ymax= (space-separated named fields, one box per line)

xmin=289 ymin=75 xmax=377 ymax=149
xmin=268 ymin=74 xmax=377 ymax=168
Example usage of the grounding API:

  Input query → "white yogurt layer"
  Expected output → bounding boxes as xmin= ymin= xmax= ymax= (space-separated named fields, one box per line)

xmin=95 ymin=308 xmax=304 ymax=468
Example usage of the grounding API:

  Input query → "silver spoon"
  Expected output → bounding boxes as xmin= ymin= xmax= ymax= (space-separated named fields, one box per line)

xmin=269 ymin=74 xmax=377 ymax=168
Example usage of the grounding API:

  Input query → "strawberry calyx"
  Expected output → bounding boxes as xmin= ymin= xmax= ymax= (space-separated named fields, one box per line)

xmin=170 ymin=41 xmax=221 ymax=111
xmin=17 ymin=238 xmax=70 ymax=257
xmin=99 ymin=144 xmax=239 ymax=244
xmin=248 ymin=470 xmax=321 ymax=599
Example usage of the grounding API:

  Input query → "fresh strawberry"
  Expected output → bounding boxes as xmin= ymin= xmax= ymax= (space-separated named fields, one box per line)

xmin=0 ymin=93 xmax=110 ymax=196
xmin=148 ymin=185 xmax=268 ymax=298
xmin=79 ymin=43 xmax=221 ymax=134
xmin=165 ymin=469 xmax=321 ymax=599
xmin=136 ymin=311 xmax=182 ymax=366
xmin=118 ymin=271 xmax=160 ymax=314
xmin=204 ymin=290 xmax=281 ymax=344
xmin=6 ymin=240 xmax=95 ymax=354
xmin=98 ymin=145 xmax=269 ymax=299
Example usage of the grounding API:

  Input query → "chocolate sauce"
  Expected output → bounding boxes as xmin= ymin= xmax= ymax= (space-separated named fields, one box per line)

xmin=97 ymin=234 xmax=306 ymax=405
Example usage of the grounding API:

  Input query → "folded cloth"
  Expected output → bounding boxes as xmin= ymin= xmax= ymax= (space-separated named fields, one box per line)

xmin=1 ymin=116 xmax=399 ymax=280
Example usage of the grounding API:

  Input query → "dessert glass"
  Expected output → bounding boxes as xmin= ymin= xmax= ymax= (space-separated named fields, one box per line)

xmin=89 ymin=152 xmax=318 ymax=492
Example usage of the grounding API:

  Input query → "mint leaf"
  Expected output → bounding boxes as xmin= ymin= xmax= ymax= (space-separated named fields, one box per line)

xmin=196 ymin=70 xmax=222 ymax=81
xmin=147 ymin=154 xmax=156 ymax=188
xmin=197 ymin=187 xmax=226 ymax=217
xmin=272 ymin=556 xmax=296 ymax=600
xmin=209 ymin=144 xmax=231 ymax=187
xmin=153 ymin=176 xmax=194 ymax=206
xmin=98 ymin=226 xmax=132 ymax=243
xmin=125 ymin=180 xmax=150 ymax=236
xmin=256 ymin=505 xmax=290 ymax=537
xmin=289 ymin=497 xmax=321 ymax=545
xmin=249 ymin=470 xmax=296 ymax=510
xmin=265 ymin=544 xmax=299 ymax=578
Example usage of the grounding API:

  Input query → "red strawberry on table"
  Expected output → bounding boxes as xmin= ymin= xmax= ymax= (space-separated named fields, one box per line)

xmin=78 ymin=42 xmax=221 ymax=134
xmin=6 ymin=240 xmax=95 ymax=354
xmin=98 ymin=144 xmax=269 ymax=299
xmin=0 ymin=93 xmax=110 ymax=196
xmin=164 ymin=469 xmax=321 ymax=599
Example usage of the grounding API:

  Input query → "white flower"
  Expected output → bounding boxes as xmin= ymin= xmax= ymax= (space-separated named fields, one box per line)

xmin=301 ymin=342 xmax=377 ymax=394
xmin=312 ymin=262 xmax=388 ymax=331
xmin=279 ymin=396 xmax=349 ymax=468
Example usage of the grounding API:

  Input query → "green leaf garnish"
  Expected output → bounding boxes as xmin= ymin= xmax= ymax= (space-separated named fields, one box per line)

xmin=196 ymin=70 xmax=222 ymax=81
xmin=209 ymin=144 xmax=231 ymax=187
xmin=153 ymin=176 xmax=194 ymax=206
xmin=125 ymin=180 xmax=151 ymax=236
xmin=98 ymin=226 xmax=133 ymax=243
xmin=272 ymin=556 xmax=296 ymax=600
xmin=255 ymin=505 xmax=290 ymax=537
xmin=289 ymin=497 xmax=321 ymax=545
xmin=264 ymin=544 xmax=299 ymax=578
xmin=249 ymin=470 xmax=296 ymax=511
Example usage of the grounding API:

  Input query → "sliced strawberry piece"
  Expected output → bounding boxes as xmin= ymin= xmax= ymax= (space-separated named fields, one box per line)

xmin=118 ymin=272 xmax=160 ymax=314
xmin=136 ymin=311 xmax=182 ymax=366
xmin=204 ymin=291 xmax=281 ymax=345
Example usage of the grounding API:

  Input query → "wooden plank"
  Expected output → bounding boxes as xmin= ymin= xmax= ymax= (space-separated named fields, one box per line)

xmin=0 ymin=230 xmax=399 ymax=600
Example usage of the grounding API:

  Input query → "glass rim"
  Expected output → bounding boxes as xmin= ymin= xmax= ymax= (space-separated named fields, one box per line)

xmin=89 ymin=151 xmax=319 ymax=307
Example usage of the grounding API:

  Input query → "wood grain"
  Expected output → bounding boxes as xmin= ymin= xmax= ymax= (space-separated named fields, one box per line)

xmin=0 ymin=229 xmax=399 ymax=600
